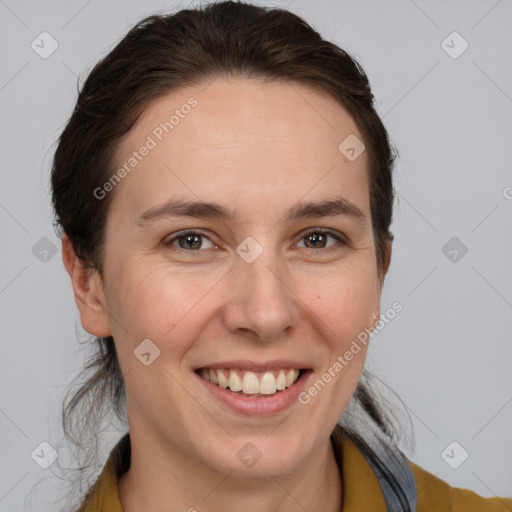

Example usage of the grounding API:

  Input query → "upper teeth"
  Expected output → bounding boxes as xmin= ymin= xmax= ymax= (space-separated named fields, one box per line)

xmin=199 ymin=368 xmax=301 ymax=395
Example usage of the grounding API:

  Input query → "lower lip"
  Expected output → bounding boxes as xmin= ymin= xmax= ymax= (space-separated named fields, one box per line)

xmin=195 ymin=370 xmax=312 ymax=416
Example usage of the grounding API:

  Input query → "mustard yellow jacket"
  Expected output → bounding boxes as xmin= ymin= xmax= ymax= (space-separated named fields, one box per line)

xmin=79 ymin=427 xmax=512 ymax=512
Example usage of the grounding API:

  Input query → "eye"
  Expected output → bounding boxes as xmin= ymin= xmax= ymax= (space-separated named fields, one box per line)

xmin=163 ymin=228 xmax=347 ymax=253
xmin=163 ymin=231 xmax=217 ymax=251
xmin=296 ymin=229 xmax=347 ymax=250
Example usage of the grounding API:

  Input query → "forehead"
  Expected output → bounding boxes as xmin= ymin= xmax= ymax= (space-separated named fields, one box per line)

xmin=109 ymin=78 xmax=370 ymax=223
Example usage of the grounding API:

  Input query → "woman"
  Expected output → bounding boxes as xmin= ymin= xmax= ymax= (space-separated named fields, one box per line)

xmin=50 ymin=1 xmax=512 ymax=511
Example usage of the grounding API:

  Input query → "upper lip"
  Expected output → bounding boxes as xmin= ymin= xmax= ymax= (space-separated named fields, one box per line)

xmin=195 ymin=359 xmax=312 ymax=372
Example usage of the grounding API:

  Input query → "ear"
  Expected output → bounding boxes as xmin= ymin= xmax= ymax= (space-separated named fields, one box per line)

xmin=62 ymin=233 xmax=112 ymax=338
xmin=371 ymin=237 xmax=393 ymax=325
xmin=380 ymin=237 xmax=393 ymax=283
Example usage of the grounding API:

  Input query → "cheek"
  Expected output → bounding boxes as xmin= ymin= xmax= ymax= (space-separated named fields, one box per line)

xmin=103 ymin=260 xmax=220 ymax=353
xmin=301 ymin=262 xmax=378 ymax=342
xmin=296 ymin=266 xmax=375 ymax=415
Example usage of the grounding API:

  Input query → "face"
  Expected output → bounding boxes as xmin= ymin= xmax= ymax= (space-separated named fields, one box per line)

xmin=83 ymin=78 xmax=388 ymax=478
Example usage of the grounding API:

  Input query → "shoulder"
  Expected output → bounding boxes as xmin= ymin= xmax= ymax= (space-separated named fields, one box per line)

xmin=77 ymin=434 xmax=129 ymax=512
xmin=408 ymin=459 xmax=512 ymax=512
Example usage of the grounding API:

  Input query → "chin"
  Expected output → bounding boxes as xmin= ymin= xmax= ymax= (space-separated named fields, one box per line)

xmin=196 ymin=433 xmax=309 ymax=479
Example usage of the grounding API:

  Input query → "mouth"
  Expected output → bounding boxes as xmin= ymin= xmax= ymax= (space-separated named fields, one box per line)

xmin=195 ymin=367 xmax=307 ymax=398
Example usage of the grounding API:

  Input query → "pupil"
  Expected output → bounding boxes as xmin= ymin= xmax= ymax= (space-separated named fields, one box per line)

xmin=180 ymin=234 xmax=201 ymax=249
xmin=307 ymin=233 xmax=325 ymax=248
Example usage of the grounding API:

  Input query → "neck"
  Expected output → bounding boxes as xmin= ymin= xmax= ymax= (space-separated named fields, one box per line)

xmin=118 ymin=426 xmax=342 ymax=512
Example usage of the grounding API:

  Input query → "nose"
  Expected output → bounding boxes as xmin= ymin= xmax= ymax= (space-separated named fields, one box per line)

xmin=222 ymin=243 xmax=301 ymax=342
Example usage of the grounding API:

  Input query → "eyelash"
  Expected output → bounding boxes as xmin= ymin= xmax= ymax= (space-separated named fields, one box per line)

xmin=162 ymin=228 xmax=348 ymax=253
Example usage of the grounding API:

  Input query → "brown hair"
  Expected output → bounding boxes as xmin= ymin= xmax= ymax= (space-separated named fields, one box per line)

xmin=51 ymin=0 xmax=408 ymax=505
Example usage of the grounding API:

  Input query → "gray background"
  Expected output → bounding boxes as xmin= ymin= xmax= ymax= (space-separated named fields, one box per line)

xmin=1 ymin=0 xmax=511 ymax=510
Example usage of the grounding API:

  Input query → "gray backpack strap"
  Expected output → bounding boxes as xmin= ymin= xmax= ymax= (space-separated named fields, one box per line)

xmin=345 ymin=431 xmax=418 ymax=512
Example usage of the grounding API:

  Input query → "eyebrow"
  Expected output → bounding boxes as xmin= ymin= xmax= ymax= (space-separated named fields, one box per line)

xmin=136 ymin=196 xmax=367 ymax=226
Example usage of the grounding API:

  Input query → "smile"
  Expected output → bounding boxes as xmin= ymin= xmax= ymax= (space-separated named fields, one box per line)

xmin=197 ymin=368 xmax=304 ymax=397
